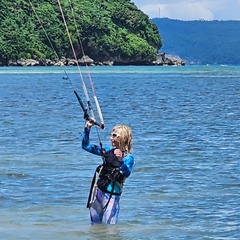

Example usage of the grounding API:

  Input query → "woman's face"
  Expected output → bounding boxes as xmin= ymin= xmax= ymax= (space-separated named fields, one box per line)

xmin=110 ymin=129 xmax=121 ymax=148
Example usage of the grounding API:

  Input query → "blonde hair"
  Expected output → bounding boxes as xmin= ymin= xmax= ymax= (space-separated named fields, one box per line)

xmin=112 ymin=124 xmax=132 ymax=153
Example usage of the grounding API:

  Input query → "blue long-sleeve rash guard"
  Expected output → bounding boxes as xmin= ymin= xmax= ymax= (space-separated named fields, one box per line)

xmin=82 ymin=127 xmax=134 ymax=180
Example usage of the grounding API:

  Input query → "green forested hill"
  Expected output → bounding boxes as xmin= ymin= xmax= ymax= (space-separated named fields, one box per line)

xmin=152 ymin=18 xmax=240 ymax=65
xmin=0 ymin=0 xmax=162 ymax=66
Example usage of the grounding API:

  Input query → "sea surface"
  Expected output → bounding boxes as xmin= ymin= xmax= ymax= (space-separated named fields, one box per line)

xmin=0 ymin=65 xmax=239 ymax=239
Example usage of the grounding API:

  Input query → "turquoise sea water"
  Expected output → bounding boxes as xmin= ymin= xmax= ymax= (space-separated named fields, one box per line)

xmin=0 ymin=65 xmax=239 ymax=239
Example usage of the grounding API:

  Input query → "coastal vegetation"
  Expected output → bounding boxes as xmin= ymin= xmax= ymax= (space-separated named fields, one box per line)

xmin=0 ymin=0 xmax=162 ymax=66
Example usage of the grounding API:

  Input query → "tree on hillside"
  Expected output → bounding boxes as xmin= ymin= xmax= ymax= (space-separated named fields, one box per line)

xmin=0 ymin=0 xmax=162 ymax=65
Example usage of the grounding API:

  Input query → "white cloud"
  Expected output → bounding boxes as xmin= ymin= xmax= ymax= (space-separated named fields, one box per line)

xmin=131 ymin=0 xmax=240 ymax=20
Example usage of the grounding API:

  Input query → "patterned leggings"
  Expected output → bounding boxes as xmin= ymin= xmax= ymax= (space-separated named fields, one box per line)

xmin=90 ymin=188 xmax=120 ymax=224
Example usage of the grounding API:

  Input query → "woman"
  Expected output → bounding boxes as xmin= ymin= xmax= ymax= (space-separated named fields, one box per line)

xmin=82 ymin=119 xmax=134 ymax=224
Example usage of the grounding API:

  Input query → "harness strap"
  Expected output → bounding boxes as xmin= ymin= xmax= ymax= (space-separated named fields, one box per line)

xmin=102 ymin=177 xmax=116 ymax=212
xmin=86 ymin=165 xmax=103 ymax=208
xmin=86 ymin=146 xmax=106 ymax=209
xmin=101 ymin=168 xmax=123 ymax=212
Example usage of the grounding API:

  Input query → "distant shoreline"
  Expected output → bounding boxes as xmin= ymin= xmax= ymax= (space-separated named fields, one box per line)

xmin=0 ymin=54 xmax=185 ymax=67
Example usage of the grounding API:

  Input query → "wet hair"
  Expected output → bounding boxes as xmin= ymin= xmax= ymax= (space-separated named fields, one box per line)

xmin=112 ymin=124 xmax=132 ymax=153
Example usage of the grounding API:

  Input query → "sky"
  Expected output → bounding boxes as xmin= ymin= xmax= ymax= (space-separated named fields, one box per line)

xmin=131 ymin=0 xmax=240 ymax=21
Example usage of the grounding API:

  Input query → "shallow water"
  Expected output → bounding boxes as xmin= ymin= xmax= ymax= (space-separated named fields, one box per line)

xmin=0 ymin=65 xmax=239 ymax=239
